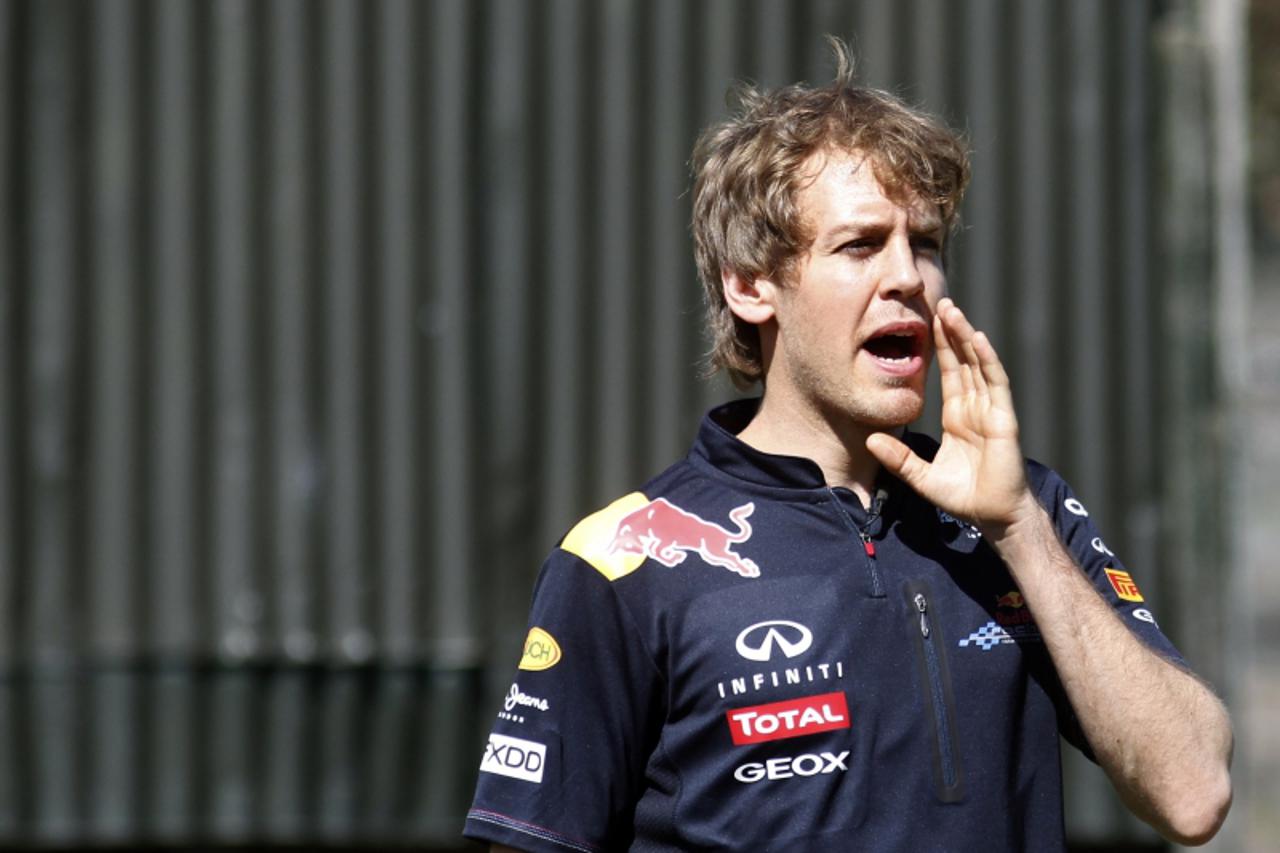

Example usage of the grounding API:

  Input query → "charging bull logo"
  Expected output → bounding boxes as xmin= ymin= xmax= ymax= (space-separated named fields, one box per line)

xmin=994 ymin=589 xmax=1035 ymax=627
xmin=995 ymin=591 xmax=1024 ymax=609
xmin=607 ymin=498 xmax=760 ymax=578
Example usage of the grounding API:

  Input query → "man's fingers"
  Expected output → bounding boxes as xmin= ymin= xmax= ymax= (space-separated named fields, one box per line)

xmin=937 ymin=304 xmax=980 ymax=395
xmin=941 ymin=302 xmax=989 ymax=391
xmin=974 ymin=331 xmax=1015 ymax=410
xmin=933 ymin=314 xmax=965 ymax=401
xmin=866 ymin=432 xmax=931 ymax=493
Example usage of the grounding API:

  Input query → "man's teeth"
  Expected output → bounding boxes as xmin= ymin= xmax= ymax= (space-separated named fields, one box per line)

xmin=865 ymin=332 xmax=917 ymax=361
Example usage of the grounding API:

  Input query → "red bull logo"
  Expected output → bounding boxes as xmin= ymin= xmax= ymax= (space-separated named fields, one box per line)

xmin=994 ymin=589 xmax=1035 ymax=627
xmin=994 ymin=590 xmax=1024 ymax=609
xmin=607 ymin=498 xmax=760 ymax=578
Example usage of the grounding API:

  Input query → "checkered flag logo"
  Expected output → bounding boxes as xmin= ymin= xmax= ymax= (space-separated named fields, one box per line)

xmin=957 ymin=621 xmax=1011 ymax=652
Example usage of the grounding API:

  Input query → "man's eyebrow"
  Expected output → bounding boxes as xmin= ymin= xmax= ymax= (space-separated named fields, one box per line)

xmin=909 ymin=214 xmax=945 ymax=233
xmin=821 ymin=219 xmax=893 ymax=239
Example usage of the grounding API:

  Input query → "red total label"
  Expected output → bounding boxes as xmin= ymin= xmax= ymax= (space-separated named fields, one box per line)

xmin=726 ymin=691 xmax=850 ymax=745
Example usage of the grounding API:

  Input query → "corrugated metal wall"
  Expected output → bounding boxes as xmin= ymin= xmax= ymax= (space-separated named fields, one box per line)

xmin=0 ymin=0 xmax=1220 ymax=847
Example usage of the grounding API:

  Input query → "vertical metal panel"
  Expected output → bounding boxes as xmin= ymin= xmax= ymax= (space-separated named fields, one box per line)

xmin=596 ymin=0 xmax=640 ymax=495
xmin=1065 ymin=0 xmax=1111 ymax=522
xmin=320 ymin=0 xmax=370 ymax=664
xmin=482 ymin=0 xmax=536 ymax=655
xmin=911 ymin=0 xmax=950 ymax=111
xmin=427 ymin=0 xmax=479 ymax=664
xmin=753 ymin=0 xmax=793 ymax=89
xmin=0 ymin=685 xmax=16 ymax=836
xmin=853 ymin=0 xmax=895 ymax=88
xmin=364 ymin=669 xmax=414 ymax=834
xmin=805 ymin=0 xmax=845 ymax=83
xmin=26 ymin=0 xmax=76 ymax=666
xmin=87 ymin=0 xmax=138 ymax=660
xmin=1117 ymin=0 xmax=1160 ymax=605
xmin=1013 ymin=0 xmax=1057 ymax=462
xmin=0 ymin=0 xmax=18 ymax=677
xmin=207 ymin=2 xmax=258 ymax=836
xmin=417 ymin=668 xmax=481 ymax=837
xmin=316 ymin=672 xmax=361 ymax=838
xmin=0 ymin=0 xmax=13 ymax=732
xmin=0 ymin=0 xmax=1224 ymax=847
xmin=540 ymin=0 xmax=587 ymax=550
xmin=149 ymin=0 xmax=199 ymax=655
xmin=262 ymin=669 xmax=310 ymax=836
xmin=147 ymin=3 xmax=200 ymax=836
xmin=262 ymin=1 xmax=315 ymax=839
xmin=88 ymin=669 xmax=137 ymax=838
xmin=87 ymin=31 xmax=141 ymax=847
xmin=209 ymin=0 xmax=259 ymax=664
xmin=26 ymin=1 xmax=79 ymax=838
xmin=32 ymin=674 xmax=77 ymax=839
xmin=692 ymin=0 xmax=743 ymax=420
xmin=957 ymin=0 xmax=1001 ymax=333
xmin=374 ymin=0 xmax=415 ymax=662
xmin=149 ymin=670 xmax=198 ymax=839
xmin=209 ymin=669 xmax=255 ymax=836
xmin=0 ymin=29 xmax=19 ymax=840
xmin=266 ymin=0 xmax=316 ymax=664
xmin=645 ymin=0 xmax=693 ymax=472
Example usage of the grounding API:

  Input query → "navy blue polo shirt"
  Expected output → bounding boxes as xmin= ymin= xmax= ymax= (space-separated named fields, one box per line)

xmin=464 ymin=399 xmax=1185 ymax=852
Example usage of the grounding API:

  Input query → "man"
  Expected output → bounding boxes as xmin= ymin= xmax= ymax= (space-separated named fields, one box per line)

xmin=464 ymin=44 xmax=1232 ymax=851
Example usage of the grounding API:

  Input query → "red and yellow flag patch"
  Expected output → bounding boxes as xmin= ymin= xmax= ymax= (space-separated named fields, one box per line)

xmin=1104 ymin=568 xmax=1144 ymax=603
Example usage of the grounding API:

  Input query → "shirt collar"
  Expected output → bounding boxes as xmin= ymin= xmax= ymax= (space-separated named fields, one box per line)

xmin=691 ymin=398 xmax=837 ymax=490
xmin=691 ymin=398 xmax=932 ymax=500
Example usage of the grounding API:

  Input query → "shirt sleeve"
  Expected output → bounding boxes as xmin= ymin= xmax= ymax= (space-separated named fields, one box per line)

xmin=1027 ymin=460 xmax=1188 ymax=755
xmin=463 ymin=548 xmax=665 ymax=853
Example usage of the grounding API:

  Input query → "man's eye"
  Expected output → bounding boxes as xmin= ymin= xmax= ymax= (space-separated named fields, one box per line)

xmin=912 ymin=236 xmax=941 ymax=253
xmin=840 ymin=239 xmax=880 ymax=255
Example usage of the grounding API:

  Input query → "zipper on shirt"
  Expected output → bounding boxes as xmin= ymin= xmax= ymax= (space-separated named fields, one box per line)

xmin=828 ymin=487 xmax=886 ymax=598
xmin=904 ymin=581 xmax=966 ymax=803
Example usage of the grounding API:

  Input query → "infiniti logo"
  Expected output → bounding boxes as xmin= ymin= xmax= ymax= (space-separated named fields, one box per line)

xmin=735 ymin=620 xmax=814 ymax=662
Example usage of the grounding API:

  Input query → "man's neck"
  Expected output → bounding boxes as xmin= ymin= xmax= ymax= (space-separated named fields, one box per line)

xmin=735 ymin=391 xmax=894 ymax=508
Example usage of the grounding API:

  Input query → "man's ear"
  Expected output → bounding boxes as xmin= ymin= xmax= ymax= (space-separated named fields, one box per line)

xmin=722 ymin=269 xmax=777 ymax=325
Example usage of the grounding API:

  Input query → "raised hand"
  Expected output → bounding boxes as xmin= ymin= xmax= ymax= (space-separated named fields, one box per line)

xmin=866 ymin=298 xmax=1035 ymax=532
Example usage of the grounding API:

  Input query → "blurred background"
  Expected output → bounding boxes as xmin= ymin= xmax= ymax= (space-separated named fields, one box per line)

xmin=0 ymin=0 xmax=1275 ymax=850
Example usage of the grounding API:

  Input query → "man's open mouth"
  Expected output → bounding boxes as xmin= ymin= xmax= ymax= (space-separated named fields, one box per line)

xmin=861 ymin=323 xmax=927 ymax=364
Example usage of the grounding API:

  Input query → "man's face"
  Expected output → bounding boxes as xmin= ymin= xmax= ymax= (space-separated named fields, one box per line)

xmin=763 ymin=149 xmax=948 ymax=429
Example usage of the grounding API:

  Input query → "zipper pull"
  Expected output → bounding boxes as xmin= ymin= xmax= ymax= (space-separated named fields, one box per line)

xmin=859 ymin=530 xmax=876 ymax=557
xmin=914 ymin=593 xmax=930 ymax=638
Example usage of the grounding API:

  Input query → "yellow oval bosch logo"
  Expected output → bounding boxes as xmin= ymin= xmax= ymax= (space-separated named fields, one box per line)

xmin=518 ymin=627 xmax=562 ymax=671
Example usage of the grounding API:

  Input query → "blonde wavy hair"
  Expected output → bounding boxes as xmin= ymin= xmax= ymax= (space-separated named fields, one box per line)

xmin=691 ymin=38 xmax=971 ymax=387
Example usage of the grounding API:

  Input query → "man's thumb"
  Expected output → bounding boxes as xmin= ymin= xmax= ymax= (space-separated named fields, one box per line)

xmin=866 ymin=433 xmax=929 ymax=490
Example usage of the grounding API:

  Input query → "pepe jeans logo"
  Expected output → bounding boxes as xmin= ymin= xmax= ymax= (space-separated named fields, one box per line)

xmin=505 ymin=684 xmax=549 ymax=713
xmin=498 ymin=683 xmax=550 ymax=724
xmin=735 ymin=620 xmax=813 ymax=662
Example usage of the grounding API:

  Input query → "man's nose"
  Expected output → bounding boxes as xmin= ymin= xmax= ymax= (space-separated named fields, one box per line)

xmin=878 ymin=236 xmax=926 ymax=298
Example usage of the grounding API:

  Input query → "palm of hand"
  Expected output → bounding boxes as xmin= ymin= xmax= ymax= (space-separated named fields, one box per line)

xmin=866 ymin=298 xmax=1032 ymax=530
xmin=925 ymin=377 xmax=1027 ymax=526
